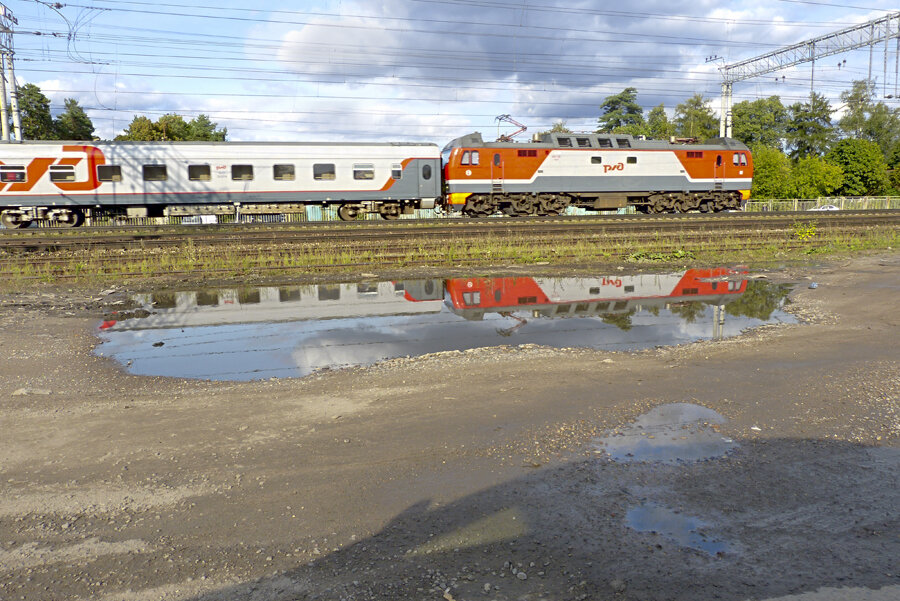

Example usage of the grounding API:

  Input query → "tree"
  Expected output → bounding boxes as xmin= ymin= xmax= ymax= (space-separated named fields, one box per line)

xmin=673 ymin=94 xmax=717 ymax=140
xmin=838 ymin=80 xmax=900 ymax=159
xmin=16 ymin=83 xmax=55 ymax=140
xmin=749 ymin=145 xmax=793 ymax=198
xmin=731 ymin=96 xmax=787 ymax=149
xmin=825 ymin=138 xmax=889 ymax=196
xmin=54 ymin=98 xmax=95 ymax=140
xmin=116 ymin=113 xmax=227 ymax=141
xmin=786 ymin=93 xmax=833 ymax=159
xmin=787 ymin=156 xmax=843 ymax=198
xmin=538 ymin=121 xmax=572 ymax=136
xmin=647 ymin=104 xmax=674 ymax=139
xmin=725 ymin=281 xmax=792 ymax=321
xmin=596 ymin=87 xmax=644 ymax=133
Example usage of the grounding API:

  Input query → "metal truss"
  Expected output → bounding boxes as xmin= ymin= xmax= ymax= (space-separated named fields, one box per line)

xmin=718 ymin=12 xmax=900 ymax=137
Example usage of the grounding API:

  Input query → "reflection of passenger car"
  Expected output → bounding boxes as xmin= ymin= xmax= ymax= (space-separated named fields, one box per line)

xmin=808 ymin=204 xmax=839 ymax=211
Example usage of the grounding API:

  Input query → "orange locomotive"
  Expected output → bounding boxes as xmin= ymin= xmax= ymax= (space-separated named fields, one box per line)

xmin=442 ymin=131 xmax=753 ymax=217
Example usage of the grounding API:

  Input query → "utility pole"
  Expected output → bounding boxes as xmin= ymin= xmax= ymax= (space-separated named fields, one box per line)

xmin=0 ymin=3 xmax=20 ymax=142
xmin=717 ymin=11 xmax=900 ymax=138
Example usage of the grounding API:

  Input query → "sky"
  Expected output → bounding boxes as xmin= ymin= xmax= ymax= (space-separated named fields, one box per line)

xmin=4 ymin=0 xmax=900 ymax=143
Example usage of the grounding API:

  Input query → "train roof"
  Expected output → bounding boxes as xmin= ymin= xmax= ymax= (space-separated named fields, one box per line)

xmin=0 ymin=139 xmax=439 ymax=148
xmin=442 ymin=132 xmax=749 ymax=152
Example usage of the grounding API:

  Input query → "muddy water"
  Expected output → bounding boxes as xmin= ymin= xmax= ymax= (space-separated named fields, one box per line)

xmin=94 ymin=271 xmax=794 ymax=381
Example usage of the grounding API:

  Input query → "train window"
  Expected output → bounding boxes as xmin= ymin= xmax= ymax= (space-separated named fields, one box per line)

xmin=557 ymin=137 xmax=573 ymax=147
xmin=353 ymin=164 xmax=375 ymax=180
xmin=471 ymin=151 xmax=480 ymax=165
xmin=318 ymin=285 xmax=340 ymax=301
xmin=597 ymin=138 xmax=613 ymax=148
xmin=732 ymin=153 xmax=740 ymax=166
xmin=591 ymin=156 xmax=602 ymax=164
xmin=624 ymin=285 xmax=635 ymax=293
xmin=189 ymin=164 xmax=211 ymax=181
xmin=313 ymin=163 xmax=336 ymax=180
xmin=493 ymin=153 xmax=501 ymax=166
xmin=0 ymin=166 xmax=26 ymax=182
xmin=273 ymin=164 xmax=295 ymax=180
xmin=740 ymin=153 xmax=748 ymax=166
xmin=232 ymin=165 xmax=253 ymax=180
xmin=626 ymin=156 xmax=637 ymax=164
xmin=576 ymin=137 xmax=592 ymax=148
xmin=143 ymin=164 xmax=167 ymax=181
xmin=49 ymin=165 xmax=76 ymax=182
xmin=97 ymin=165 xmax=122 ymax=182
xmin=422 ymin=164 xmax=433 ymax=180
xmin=392 ymin=163 xmax=402 ymax=179
xmin=686 ymin=151 xmax=703 ymax=158
xmin=460 ymin=151 xmax=470 ymax=165
xmin=716 ymin=155 xmax=723 ymax=167
xmin=357 ymin=283 xmax=378 ymax=296
xmin=279 ymin=288 xmax=302 ymax=302
xmin=516 ymin=149 xmax=538 ymax=157
xmin=616 ymin=139 xmax=631 ymax=148
xmin=462 ymin=291 xmax=481 ymax=306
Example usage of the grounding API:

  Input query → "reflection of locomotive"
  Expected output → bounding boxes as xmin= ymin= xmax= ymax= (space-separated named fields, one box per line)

xmin=1 ymin=131 xmax=751 ymax=227
xmin=443 ymin=268 xmax=747 ymax=321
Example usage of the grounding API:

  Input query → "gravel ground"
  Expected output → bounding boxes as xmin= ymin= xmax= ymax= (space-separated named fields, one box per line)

xmin=0 ymin=254 xmax=897 ymax=601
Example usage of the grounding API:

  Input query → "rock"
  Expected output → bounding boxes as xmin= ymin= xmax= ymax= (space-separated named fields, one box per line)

xmin=12 ymin=388 xmax=52 ymax=396
xmin=610 ymin=578 xmax=626 ymax=593
xmin=517 ymin=572 xmax=527 ymax=580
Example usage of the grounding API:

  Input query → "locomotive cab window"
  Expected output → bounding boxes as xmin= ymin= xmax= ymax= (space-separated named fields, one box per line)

xmin=232 ymin=165 xmax=253 ymax=181
xmin=273 ymin=164 xmax=295 ymax=180
xmin=313 ymin=164 xmax=336 ymax=181
xmin=460 ymin=151 xmax=470 ymax=165
xmin=97 ymin=165 xmax=122 ymax=182
xmin=470 ymin=151 xmax=479 ymax=165
xmin=732 ymin=153 xmax=740 ymax=166
xmin=49 ymin=165 xmax=76 ymax=182
xmin=189 ymin=164 xmax=211 ymax=181
xmin=0 ymin=166 xmax=26 ymax=182
xmin=353 ymin=163 xmax=375 ymax=180
xmin=392 ymin=163 xmax=402 ymax=179
xmin=740 ymin=153 xmax=748 ymax=166
xmin=143 ymin=164 xmax=168 ymax=181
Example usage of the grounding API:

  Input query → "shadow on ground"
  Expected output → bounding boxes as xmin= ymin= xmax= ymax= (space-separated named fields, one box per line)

xmin=186 ymin=436 xmax=898 ymax=601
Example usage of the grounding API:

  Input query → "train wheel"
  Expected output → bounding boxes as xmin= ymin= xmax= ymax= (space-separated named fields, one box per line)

xmin=0 ymin=211 xmax=32 ymax=229
xmin=56 ymin=209 xmax=85 ymax=228
xmin=378 ymin=203 xmax=401 ymax=220
xmin=338 ymin=205 xmax=360 ymax=221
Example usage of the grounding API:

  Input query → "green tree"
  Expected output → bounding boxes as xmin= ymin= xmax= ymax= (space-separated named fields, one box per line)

xmin=749 ymin=145 xmax=793 ymax=198
xmin=538 ymin=121 xmax=573 ymax=135
xmin=838 ymin=80 xmax=900 ymax=159
xmin=647 ymin=104 xmax=674 ymax=139
xmin=669 ymin=301 xmax=706 ymax=324
xmin=725 ymin=281 xmax=791 ymax=321
xmin=673 ymin=94 xmax=718 ymax=140
xmin=825 ymin=138 xmax=889 ymax=195
xmin=786 ymin=93 xmax=833 ymax=159
xmin=787 ymin=155 xmax=843 ymax=198
xmin=16 ymin=83 xmax=55 ymax=140
xmin=596 ymin=87 xmax=644 ymax=133
xmin=732 ymin=96 xmax=787 ymax=149
xmin=116 ymin=113 xmax=227 ymax=141
xmin=53 ymin=98 xmax=94 ymax=140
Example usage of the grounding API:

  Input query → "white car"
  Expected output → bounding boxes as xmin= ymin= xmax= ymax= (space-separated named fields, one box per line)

xmin=808 ymin=204 xmax=839 ymax=211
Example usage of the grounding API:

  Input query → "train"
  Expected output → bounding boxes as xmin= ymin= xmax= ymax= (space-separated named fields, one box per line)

xmin=0 ymin=132 xmax=753 ymax=228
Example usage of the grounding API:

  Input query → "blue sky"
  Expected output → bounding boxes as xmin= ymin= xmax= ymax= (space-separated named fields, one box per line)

xmin=6 ymin=0 xmax=900 ymax=142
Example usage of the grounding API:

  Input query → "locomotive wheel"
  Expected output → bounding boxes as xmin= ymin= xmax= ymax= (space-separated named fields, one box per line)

xmin=0 ymin=211 xmax=31 ymax=229
xmin=337 ymin=205 xmax=360 ymax=221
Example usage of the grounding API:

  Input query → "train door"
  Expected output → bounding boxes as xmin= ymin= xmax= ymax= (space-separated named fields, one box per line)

xmin=418 ymin=159 xmax=439 ymax=198
xmin=714 ymin=153 xmax=724 ymax=192
xmin=490 ymin=152 xmax=504 ymax=194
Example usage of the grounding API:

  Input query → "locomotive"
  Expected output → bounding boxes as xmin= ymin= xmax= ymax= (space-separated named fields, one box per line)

xmin=0 ymin=132 xmax=752 ymax=228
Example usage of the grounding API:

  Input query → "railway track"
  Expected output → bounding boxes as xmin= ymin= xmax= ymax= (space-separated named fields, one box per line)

xmin=1 ymin=210 xmax=898 ymax=253
xmin=1 ymin=210 xmax=896 ymax=281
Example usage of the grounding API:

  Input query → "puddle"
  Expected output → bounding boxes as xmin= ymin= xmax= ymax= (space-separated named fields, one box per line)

xmin=94 ymin=269 xmax=795 ymax=381
xmin=626 ymin=503 xmax=729 ymax=555
xmin=596 ymin=403 xmax=737 ymax=464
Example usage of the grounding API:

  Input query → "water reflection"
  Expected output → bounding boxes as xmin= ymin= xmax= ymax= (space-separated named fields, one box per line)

xmin=95 ymin=269 xmax=795 ymax=381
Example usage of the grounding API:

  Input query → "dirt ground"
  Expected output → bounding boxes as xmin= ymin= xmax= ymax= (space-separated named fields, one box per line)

xmin=0 ymin=254 xmax=898 ymax=601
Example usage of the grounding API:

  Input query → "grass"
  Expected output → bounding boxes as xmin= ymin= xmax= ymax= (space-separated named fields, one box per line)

xmin=1 ymin=224 xmax=897 ymax=290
